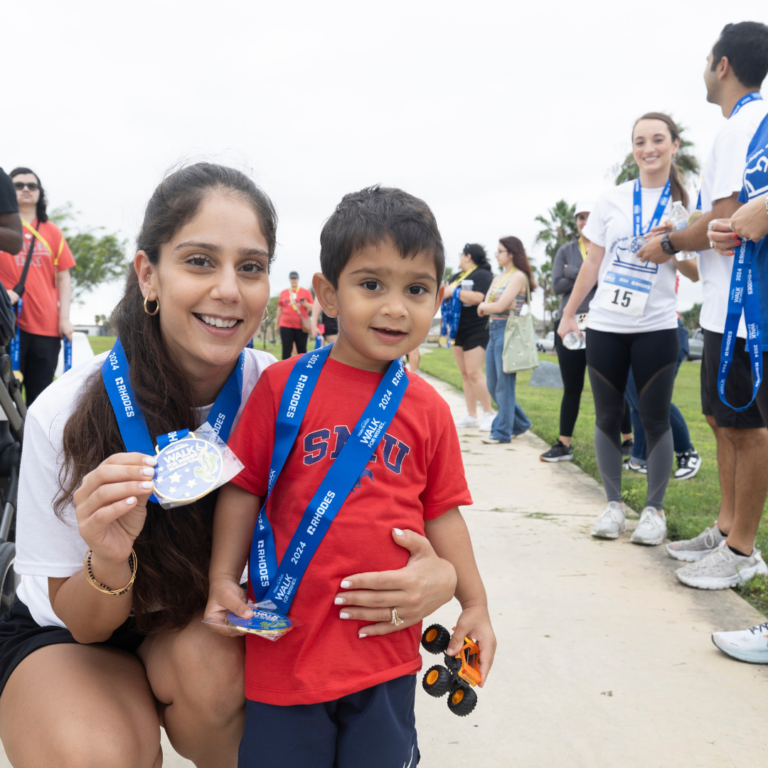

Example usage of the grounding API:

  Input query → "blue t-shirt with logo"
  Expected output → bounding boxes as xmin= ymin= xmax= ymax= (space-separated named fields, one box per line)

xmin=739 ymin=113 xmax=768 ymax=349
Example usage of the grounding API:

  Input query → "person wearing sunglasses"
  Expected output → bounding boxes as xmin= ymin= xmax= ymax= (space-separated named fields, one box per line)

xmin=0 ymin=168 xmax=76 ymax=404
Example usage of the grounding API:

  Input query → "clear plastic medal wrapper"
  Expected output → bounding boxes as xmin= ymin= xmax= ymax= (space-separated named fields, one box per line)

xmin=152 ymin=422 xmax=244 ymax=509
xmin=204 ymin=599 xmax=303 ymax=642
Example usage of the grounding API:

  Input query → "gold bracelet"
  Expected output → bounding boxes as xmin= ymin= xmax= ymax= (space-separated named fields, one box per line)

xmin=83 ymin=549 xmax=138 ymax=596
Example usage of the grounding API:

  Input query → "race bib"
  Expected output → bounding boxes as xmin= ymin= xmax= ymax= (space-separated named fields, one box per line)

xmin=598 ymin=272 xmax=651 ymax=317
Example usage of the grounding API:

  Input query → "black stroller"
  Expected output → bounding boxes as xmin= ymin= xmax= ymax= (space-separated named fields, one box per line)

xmin=0 ymin=286 xmax=26 ymax=614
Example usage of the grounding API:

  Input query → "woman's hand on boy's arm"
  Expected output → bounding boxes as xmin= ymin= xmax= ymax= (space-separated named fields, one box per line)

xmin=446 ymin=604 xmax=496 ymax=687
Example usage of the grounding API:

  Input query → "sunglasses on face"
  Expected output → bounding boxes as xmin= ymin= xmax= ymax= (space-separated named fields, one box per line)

xmin=14 ymin=182 xmax=39 ymax=191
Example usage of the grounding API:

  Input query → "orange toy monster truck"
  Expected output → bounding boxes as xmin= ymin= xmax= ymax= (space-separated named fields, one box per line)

xmin=420 ymin=623 xmax=481 ymax=716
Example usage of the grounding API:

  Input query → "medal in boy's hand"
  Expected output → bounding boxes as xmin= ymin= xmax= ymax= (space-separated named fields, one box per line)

xmin=227 ymin=609 xmax=293 ymax=638
xmin=153 ymin=433 xmax=224 ymax=503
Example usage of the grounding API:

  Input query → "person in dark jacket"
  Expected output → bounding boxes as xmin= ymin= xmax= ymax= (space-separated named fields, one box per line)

xmin=540 ymin=202 xmax=632 ymax=462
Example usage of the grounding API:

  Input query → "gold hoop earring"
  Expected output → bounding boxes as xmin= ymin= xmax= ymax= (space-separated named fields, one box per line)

xmin=144 ymin=295 xmax=160 ymax=316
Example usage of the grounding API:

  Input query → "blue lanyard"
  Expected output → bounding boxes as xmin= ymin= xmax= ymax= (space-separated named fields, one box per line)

xmin=249 ymin=345 xmax=409 ymax=614
xmin=63 ymin=337 xmax=72 ymax=372
xmin=632 ymin=179 xmax=672 ymax=238
xmin=730 ymin=92 xmax=762 ymax=118
xmin=695 ymin=189 xmax=702 ymax=212
xmin=10 ymin=301 xmax=21 ymax=371
xmin=101 ymin=336 xmax=244 ymax=455
xmin=718 ymin=240 xmax=762 ymax=411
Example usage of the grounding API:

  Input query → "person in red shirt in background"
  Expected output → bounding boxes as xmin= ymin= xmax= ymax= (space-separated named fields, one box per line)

xmin=276 ymin=270 xmax=312 ymax=359
xmin=207 ymin=186 xmax=495 ymax=767
xmin=0 ymin=168 xmax=75 ymax=404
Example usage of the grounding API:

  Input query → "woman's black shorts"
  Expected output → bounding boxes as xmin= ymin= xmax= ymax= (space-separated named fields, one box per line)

xmin=0 ymin=598 xmax=145 ymax=695
xmin=320 ymin=313 xmax=338 ymax=336
xmin=454 ymin=325 xmax=489 ymax=352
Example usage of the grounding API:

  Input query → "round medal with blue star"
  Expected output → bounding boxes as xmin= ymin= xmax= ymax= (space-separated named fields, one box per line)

xmin=227 ymin=609 xmax=292 ymax=637
xmin=152 ymin=433 xmax=224 ymax=504
xmin=629 ymin=235 xmax=647 ymax=254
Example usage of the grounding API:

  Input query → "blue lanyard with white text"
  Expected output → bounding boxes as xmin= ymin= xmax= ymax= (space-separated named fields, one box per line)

xmin=63 ymin=336 xmax=72 ymax=372
xmin=249 ymin=345 xmax=409 ymax=614
xmin=730 ymin=92 xmax=762 ymax=118
xmin=718 ymin=239 xmax=762 ymax=411
xmin=9 ymin=301 xmax=21 ymax=371
xmin=632 ymin=178 xmax=671 ymax=238
xmin=101 ymin=336 xmax=244 ymax=454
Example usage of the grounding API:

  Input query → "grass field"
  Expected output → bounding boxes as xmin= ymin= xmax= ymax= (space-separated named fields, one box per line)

xmin=416 ymin=346 xmax=768 ymax=614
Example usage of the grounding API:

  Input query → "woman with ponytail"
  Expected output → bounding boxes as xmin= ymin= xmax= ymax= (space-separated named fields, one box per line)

xmin=0 ymin=164 xmax=458 ymax=767
xmin=558 ymin=113 xmax=697 ymax=548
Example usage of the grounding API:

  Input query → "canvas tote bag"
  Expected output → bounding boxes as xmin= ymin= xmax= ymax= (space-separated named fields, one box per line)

xmin=502 ymin=275 xmax=539 ymax=374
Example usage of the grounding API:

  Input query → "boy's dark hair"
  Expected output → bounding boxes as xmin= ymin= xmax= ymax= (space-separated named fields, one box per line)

xmin=712 ymin=22 xmax=768 ymax=89
xmin=10 ymin=167 xmax=48 ymax=223
xmin=320 ymin=186 xmax=444 ymax=288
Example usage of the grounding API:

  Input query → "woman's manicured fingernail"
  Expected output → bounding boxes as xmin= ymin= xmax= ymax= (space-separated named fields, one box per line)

xmin=140 ymin=481 xmax=154 ymax=489
xmin=340 ymin=581 xmax=352 ymax=588
xmin=732 ymin=234 xmax=741 ymax=239
xmin=340 ymin=612 xmax=350 ymax=619
xmin=144 ymin=456 xmax=157 ymax=466
xmin=141 ymin=467 xmax=155 ymax=477
xmin=393 ymin=528 xmax=404 ymax=536
xmin=334 ymin=597 xmax=345 ymax=605
xmin=125 ymin=497 xmax=136 ymax=505
xmin=359 ymin=633 xmax=367 ymax=638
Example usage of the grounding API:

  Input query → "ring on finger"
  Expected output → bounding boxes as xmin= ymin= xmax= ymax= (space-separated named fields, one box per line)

xmin=730 ymin=221 xmax=736 ymax=233
xmin=708 ymin=221 xmax=716 ymax=231
xmin=709 ymin=241 xmax=715 ymax=249
xmin=390 ymin=608 xmax=404 ymax=626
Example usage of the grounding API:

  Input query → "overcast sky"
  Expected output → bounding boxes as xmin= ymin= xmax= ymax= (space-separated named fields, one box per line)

xmin=3 ymin=0 xmax=765 ymax=324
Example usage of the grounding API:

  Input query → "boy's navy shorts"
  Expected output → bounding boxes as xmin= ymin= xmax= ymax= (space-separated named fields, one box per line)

xmin=238 ymin=674 xmax=419 ymax=768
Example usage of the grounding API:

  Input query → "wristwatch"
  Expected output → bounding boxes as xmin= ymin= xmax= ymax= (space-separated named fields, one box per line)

xmin=660 ymin=233 xmax=679 ymax=256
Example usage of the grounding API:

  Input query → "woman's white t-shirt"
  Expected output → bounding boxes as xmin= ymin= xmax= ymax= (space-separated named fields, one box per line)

xmin=15 ymin=347 xmax=277 ymax=629
xmin=583 ymin=180 xmax=680 ymax=334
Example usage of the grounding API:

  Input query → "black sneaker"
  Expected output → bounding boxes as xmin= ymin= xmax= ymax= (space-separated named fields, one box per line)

xmin=540 ymin=440 xmax=573 ymax=463
xmin=626 ymin=458 xmax=647 ymax=474
xmin=621 ymin=439 xmax=634 ymax=459
xmin=674 ymin=449 xmax=702 ymax=480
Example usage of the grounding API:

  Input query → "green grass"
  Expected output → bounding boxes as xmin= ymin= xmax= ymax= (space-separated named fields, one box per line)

xmin=418 ymin=346 xmax=768 ymax=615
xmin=88 ymin=336 xmax=284 ymax=360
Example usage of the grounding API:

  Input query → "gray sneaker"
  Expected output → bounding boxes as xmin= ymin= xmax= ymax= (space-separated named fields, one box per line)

xmin=676 ymin=545 xmax=768 ymax=590
xmin=591 ymin=502 xmax=626 ymax=540
xmin=631 ymin=507 xmax=667 ymax=546
xmin=666 ymin=522 xmax=725 ymax=562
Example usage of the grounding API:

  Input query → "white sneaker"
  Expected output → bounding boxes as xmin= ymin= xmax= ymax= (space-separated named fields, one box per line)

xmin=480 ymin=412 xmax=495 ymax=432
xmin=630 ymin=507 xmax=667 ymax=546
xmin=666 ymin=522 xmax=725 ymax=562
xmin=455 ymin=413 xmax=480 ymax=428
xmin=480 ymin=436 xmax=504 ymax=444
xmin=591 ymin=502 xmax=626 ymax=540
xmin=676 ymin=545 xmax=768 ymax=590
xmin=712 ymin=622 xmax=768 ymax=664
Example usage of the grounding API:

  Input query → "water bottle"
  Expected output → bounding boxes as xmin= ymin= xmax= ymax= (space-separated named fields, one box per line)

xmin=563 ymin=332 xmax=586 ymax=351
xmin=668 ymin=201 xmax=697 ymax=260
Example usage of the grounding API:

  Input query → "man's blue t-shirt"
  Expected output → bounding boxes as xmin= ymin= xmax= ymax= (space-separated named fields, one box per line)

xmin=739 ymin=113 xmax=768 ymax=349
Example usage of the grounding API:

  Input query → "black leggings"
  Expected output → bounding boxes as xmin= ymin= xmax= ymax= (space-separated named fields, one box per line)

xmin=587 ymin=328 xmax=678 ymax=509
xmin=19 ymin=329 xmax=61 ymax=406
xmin=554 ymin=321 xmax=631 ymax=438
xmin=280 ymin=326 xmax=308 ymax=360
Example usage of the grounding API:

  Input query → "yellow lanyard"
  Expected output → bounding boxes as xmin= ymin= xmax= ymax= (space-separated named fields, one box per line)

xmin=451 ymin=265 xmax=477 ymax=290
xmin=490 ymin=268 xmax=515 ymax=306
xmin=288 ymin=288 xmax=298 ymax=311
xmin=578 ymin=237 xmax=587 ymax=260
xmin=22 ymin=218 xmax=64 ymax=286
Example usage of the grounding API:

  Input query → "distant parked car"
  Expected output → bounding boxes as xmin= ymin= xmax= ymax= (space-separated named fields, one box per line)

xmin=537 ymin=331 xmax=555 ymax=353
xmin=687 ymin=328 xmax=704 ymax=361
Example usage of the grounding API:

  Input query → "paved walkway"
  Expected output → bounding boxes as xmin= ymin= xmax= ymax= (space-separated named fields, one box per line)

xmin=1 ymin=373 xmax=765 ymax=766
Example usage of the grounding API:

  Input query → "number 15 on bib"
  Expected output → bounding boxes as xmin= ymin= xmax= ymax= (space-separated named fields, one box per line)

xmin=599 ymin=271 xmax=652 ymax=317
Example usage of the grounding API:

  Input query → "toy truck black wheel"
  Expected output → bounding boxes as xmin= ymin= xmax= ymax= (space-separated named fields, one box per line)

xmin=447 ymin=684 xmax=477 ymax=716
xmin=422 ymin=664 xmax=451 ymax=697
xmin=422 ymin=624 xmax=451 ymax=654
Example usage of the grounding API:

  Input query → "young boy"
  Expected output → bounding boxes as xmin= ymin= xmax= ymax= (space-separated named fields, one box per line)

xmin=207 ymin=186 xmax=496 ymax=767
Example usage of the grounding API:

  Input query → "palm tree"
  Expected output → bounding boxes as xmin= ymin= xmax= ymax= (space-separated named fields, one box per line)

xmin=613 ymin=121 xmax=700 ymax=186
xmin=534 ymin=200 xmax=578 ymax=332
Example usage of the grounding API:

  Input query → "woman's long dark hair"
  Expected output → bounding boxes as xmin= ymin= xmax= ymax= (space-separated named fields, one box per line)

xmin=10 ymin=167 xmax=48 ymax=223
xmin=56 ymin=163 xmax=277 ymax=634
xmin=632 ymin=112 xmax=690 ymax=209
xmin=462 ymin=243 xmax=492 ymax=271
xmin=499 ymin=236 xmax=537 ymax=291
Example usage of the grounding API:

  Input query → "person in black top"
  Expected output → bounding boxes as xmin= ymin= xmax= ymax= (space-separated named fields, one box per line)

xmin=0 ymin=168 xmax=22 ymax=255
xmin=445 ymin=244 xmax=495 ymax=431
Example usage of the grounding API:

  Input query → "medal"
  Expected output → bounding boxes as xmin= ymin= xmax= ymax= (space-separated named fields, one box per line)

xmin=153 ymin=433 xmax=224 ymax=503
xmin=629 ymin=235 xmax=647 ymax=254
xmin=227 ymin=609 xmax=292 ymax=637
xmin=687 ymin=210 xmax=703 ymax=226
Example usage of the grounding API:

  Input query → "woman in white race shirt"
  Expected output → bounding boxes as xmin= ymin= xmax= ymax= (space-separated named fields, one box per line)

xmin=559 ymin=113 xmax=698 ymax=546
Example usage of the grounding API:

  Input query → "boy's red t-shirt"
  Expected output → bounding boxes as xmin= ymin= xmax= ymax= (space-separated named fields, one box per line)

xmin=228 ymin=355 xmax=472 ymax=705
xmin=277 ymin=287 xmax=312 ymax=329
xmin=0 ymin=220 xmax=76 ymax=337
